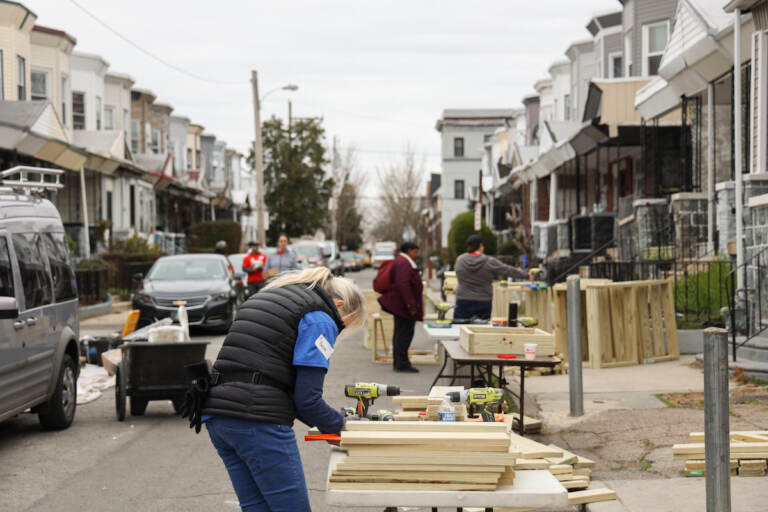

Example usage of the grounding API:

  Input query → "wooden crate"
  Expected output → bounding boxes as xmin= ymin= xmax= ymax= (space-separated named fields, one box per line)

xmin=458 ymin=325 xmax=555 ymax=355
xmin=490 ymin=281 xmax=526 ymax=319
xmin=522 ymin=287 xmax=554 ymax=333
xmin=551 ymin=279 xmax=611 ymax=362
xmin=585 ymin=279 xmax=679 ymax=369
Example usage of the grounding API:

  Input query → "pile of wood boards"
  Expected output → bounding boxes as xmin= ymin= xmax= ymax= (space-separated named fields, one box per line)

xmin=509 ymin=434 xmax=595 ymax=491
xmin=674 ymin=430 xmax=768 ymax=477
xmin=329 ymin=422 xmax=516 ymax=490
xmin=552 ymin=279 xmax=679 ymax=368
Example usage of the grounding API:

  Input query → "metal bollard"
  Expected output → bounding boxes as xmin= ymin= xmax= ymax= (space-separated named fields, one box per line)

xmin=567 ymin=275 xmax=583 ymax=417
xmin=703 ymin=327 xmax=730 ymax=512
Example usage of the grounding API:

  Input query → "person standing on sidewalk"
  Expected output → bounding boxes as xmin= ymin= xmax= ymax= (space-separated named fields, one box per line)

xmin=265 ymin=234 xmax=298 ymax=276
xmin=454 ymin=234 xmax=529 ymax=322
xmin=378 ymin=242 xmax=423 ymax=373
xmin=242 ymin=241 xmax=268 ymax=296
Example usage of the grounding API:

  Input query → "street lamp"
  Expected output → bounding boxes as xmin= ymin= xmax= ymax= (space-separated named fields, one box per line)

xmin=251 ymin=73 xmax=298 ymax=246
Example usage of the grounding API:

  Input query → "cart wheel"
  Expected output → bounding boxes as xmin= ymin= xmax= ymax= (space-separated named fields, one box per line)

xmin=130 ymin=397 xmax=148 ymax=416
xmin=115 ymin=365 xmax=126 ymax=421
xmin=171 ymin=397 xmax=184 ymax=414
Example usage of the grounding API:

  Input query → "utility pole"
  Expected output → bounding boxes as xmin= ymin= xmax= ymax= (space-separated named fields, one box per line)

xmin=251 ymin=70 xmax=265 ymax=246
xmin=288 ymin=100 xmax=293 ymax=141
xmin=79 ymin=165 xmax=91 ymax=260
xmin=330 ymin=136 xmax=338 ymax=242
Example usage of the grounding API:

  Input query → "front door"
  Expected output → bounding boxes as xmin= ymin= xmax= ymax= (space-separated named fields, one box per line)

xmin=9 ymin=231 xmax=55 ymax=407
xmin=0 ymin=231 xmax=28 ymax=418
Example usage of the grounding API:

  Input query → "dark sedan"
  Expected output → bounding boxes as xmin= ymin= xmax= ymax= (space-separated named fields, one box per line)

xmin=132 ymin=254 xmax=238 ymax=332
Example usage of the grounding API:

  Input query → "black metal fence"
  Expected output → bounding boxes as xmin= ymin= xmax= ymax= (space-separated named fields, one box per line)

xmin=727 ymin=246 xmax=768 ymax=360
xmin=589 ymin=259 xmax=733 ymax=328
xmin=75 ymin=268 xmax=109 ymax=306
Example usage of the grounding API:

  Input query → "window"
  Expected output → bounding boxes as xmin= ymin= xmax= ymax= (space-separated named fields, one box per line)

xmin=95 ymin=96 xmax=102 ymax=130
xmin=31 ymin=69 xmax=47 ymax=100
xmin=151 ymin=128 xmax=160 ymax=154
xmin=12 ymin=232 xmax=52 ymax=309
xmin=187 ymin=148 xmax=192 ymax=169
xmin=130 ymin=119 xmax=139 ymax=154
xmin=0 ymin=236 xmax=14 ymax=298
xmin=104 ymin=106 xmax=115 ymax=130
xmin=625 ymin=33 xmax=633 ymax=77
xmin=643 ymin=21 xmax=669 ymax=76
xmin=610 ymin=53 xmax=624 ymax=78
xmin=61 ymin=75 xmax=68 ymax=122
xmin=454 ymin=180 xmax=465 ymax=200
xmin=72 ymin=91 xmax=85 ymax=130
xmin=123 ymin=109 xmax=129 ymax=139
xmin=17 ymin=56 xmax=25 ymax=100
xmin=564 ymin=94 xmax=571 ymax=121
xmin=195 ymin=150 xmax=201 ymax=169
xmin=42 ymin=232 xmax=76 ymax=302
xmin=453 ymin=137 xmax=464 ymax=158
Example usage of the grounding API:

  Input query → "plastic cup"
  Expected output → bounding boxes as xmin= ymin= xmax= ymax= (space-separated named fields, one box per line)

xmin=524 ymin=343 xmax=537 ymax=360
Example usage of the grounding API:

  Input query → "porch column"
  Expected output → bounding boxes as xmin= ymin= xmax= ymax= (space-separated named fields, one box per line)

xmin=530 ymin=177 xmax=538 ymax=225
xmin=707 ymin=81 xmax=716 ymax=253
xmin=79 ymin=165 xmax=91 ymax=260
xmin=734 ymin=9 xmax=745 ymax=287
xmin=549 ymin=171 xmax=557 ymax=222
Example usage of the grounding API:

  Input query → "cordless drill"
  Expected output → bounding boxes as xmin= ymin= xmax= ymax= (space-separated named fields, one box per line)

xmin=447 ymin=388 xmax=504 ymax=422
xmin=343 ymin=383 xmax=401 ymax=420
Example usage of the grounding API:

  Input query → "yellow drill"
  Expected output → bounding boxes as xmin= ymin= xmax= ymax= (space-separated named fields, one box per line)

xmin=447 ymin=388 xmax=504 ymax=422
xmin=343 ymin=383 xmax=401 ymax=420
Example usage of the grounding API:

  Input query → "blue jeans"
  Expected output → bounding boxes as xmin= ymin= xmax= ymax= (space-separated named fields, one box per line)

xmin=453 ymin=299 xmax=492 ymax=322
xmin=206 ymin=416 xmax=310 ymax=512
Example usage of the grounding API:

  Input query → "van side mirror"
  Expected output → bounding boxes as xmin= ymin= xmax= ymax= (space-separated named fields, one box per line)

xmin=0 ymin=296 xmax=19 ymax=319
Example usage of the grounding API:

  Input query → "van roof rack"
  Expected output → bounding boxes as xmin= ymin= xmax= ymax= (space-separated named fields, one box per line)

xmin=0 ymin=166 xmax=64 ymax=194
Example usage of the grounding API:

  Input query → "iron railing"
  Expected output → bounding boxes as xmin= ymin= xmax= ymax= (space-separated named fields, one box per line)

xmin=727 ymin=246 xmax=768 ymax=361
xmin=75 ymin=267 xmax=109 ymax=306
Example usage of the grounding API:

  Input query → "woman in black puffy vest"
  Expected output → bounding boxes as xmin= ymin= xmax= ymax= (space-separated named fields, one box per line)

xmin=201 ymin=267 xmax=364 ymax=512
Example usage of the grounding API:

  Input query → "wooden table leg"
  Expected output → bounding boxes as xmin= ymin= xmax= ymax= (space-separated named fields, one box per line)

xmin=518 ymin=366 xmax=525 ymax=436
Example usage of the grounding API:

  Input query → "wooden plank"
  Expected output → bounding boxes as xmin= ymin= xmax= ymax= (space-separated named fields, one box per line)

xmin=568 ymin=488 xmax=618 ymax=505
xmin=573 ymin=455 xmax=596 ymax=469
xmin=560 ymin=479 xmax=590 ymax=490
xmin=548 ymin=464 xmax=573 ymax=475
xmin=636 ymin=285 xmax=654 ymax=361
xmin=545 ymin=444 xmax=578 ymax=466
xmin=598 ymin=288 xmax=614 ymax=363
xmin=345 ymin=451 xmax=518 ymax=467
xmin=327 ymin=482 xmax=496 ymax=491
xmin=586 ymin=287 xmax=604 ymax=369
xmin=509 ymin=434 xmax=563 ymax=459
xmin=336 ymin=463 xmax=507 ymax=473
xmin=649 ymin=284 xmax=666 ymax=357
xmin=393 ymin=410 xmax=421 ymax=421
xmin=660 ymin=281 xmax=680 ymax=358
xmin=513 ymin=459 xmax=550 ymax=470
xmin=624 ymin=286 xmax=640 ymax=364
xmin=340 ymin=431 xmax=510 ymax=451
xmin=330 ymin=471 xmax=501 ymax=484
xmin=343 ymin=421 xmax=508 ymax=433
xmin=392 ymin=396 xmax=429 ymax=410
xmin=689 ymin=431 xmax=768 ymax=442
xmin=673 ymin=442 xmax=768 ymax=457
xmin=609 ymin=287 xmax=627 ymax=363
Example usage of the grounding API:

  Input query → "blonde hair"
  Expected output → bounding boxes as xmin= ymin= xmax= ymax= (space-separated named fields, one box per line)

xmin=263 ymin=267 xmax=366 ymax=332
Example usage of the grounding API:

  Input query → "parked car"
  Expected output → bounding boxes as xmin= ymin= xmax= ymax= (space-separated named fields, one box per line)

xmin=358 ymin=250 xmax=372 ymax=268
xmin=291 ymin=243 xmax=324 ymax=270
xmin=340 ymin=251 xmax=361 ymax=272
xmin=372 ymin=250 xmax=395 ymax=268
xmin=132 ymin=254 xmax=239 ymax=333
xmin=226 ymin=253 xmax=248 ymax=304
xmin=321 ymin=241 xmax=345 ymax=276
xmin=0 ymin=168 xmax=80 ymax=430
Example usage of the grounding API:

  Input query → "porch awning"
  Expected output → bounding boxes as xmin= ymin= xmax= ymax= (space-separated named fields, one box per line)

xmin=635 ymin=1 xmax=750 ymax=119
xmin=0 ymin=101 xmax=87 ymax=170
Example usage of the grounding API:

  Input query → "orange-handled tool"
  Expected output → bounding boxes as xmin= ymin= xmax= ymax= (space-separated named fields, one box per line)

xmin=304 ymin=434 xmax=341 ymax=442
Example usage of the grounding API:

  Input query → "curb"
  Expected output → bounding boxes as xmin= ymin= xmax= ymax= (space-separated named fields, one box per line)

xmin=79 ymin=293 xmax=113 ymax=320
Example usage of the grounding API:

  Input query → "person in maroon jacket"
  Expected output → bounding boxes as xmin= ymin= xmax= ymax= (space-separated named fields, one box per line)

xmin=378 ymin=242 xmax=423 ymax=373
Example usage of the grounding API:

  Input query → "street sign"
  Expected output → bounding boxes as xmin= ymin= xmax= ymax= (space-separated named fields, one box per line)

xmin=474 ymin=203 xmax=481 ymax=231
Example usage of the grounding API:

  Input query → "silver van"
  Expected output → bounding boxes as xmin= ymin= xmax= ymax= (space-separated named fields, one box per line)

xmin=0 ymin=167 xmax=79 ymax=430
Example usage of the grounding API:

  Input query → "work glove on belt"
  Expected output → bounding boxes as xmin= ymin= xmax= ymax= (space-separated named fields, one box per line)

xmin=180 ymin=361 xmax=211 ymax=434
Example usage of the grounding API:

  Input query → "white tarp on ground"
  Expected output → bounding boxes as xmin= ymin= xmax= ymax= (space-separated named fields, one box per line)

xmin=76 ymin=364 xmax=115 ymax=405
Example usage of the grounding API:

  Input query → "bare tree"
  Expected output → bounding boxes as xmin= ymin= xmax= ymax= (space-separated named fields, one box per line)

xmin=371 ymin=149 xmax=425 ymax=244
xmin=327 ymin=143 xmax=367 ymax=249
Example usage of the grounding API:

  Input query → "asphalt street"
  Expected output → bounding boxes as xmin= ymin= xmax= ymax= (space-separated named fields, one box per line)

xmin=0 ymin=268 xmax=438 ymax=512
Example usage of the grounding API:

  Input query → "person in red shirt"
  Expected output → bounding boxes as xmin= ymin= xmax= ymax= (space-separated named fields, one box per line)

xmin=242 ymin=241 xmax=268 ymax=296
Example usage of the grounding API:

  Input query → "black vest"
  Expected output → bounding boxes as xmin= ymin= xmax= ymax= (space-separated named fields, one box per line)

xmin=202 ymin=283 xmax=345 ymax=425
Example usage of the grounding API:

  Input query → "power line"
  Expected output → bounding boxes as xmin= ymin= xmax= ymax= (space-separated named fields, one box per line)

xmin=68 ymin=0 xmax=245 ymax=86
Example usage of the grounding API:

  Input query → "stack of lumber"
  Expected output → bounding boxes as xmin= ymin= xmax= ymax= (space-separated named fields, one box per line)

xmin=675 ymin=430 xmax=768 ymax=477
xmin=509 ymin=434 xmax=595 ymax=491
xmin=425 ymin=385 xmax=466 ymax=421
xmin=329 ymin=422 xmax=516 ymax=491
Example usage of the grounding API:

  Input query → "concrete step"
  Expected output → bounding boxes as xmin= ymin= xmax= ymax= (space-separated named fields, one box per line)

xmin=728 ymin=335 xmax=768 ymax=363
xmin=695 ymin=353 xmax=768 ymax=382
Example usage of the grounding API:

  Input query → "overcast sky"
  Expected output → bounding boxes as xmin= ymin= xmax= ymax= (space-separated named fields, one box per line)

xmin=29 ymin=0 xmax=613 ymax=184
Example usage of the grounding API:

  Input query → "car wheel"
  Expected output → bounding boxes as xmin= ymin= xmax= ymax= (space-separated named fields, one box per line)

xmin=218 ymin=303 xmax=236 ymax=334
xmin=130 ymin=397 xmax=149 ymax=416
xmin=38 ymin=354 xmax=77 ymax=430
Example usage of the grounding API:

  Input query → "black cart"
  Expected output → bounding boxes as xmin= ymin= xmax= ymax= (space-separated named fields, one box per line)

xmin=115 ymin=341 xmax=209 ymax=421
